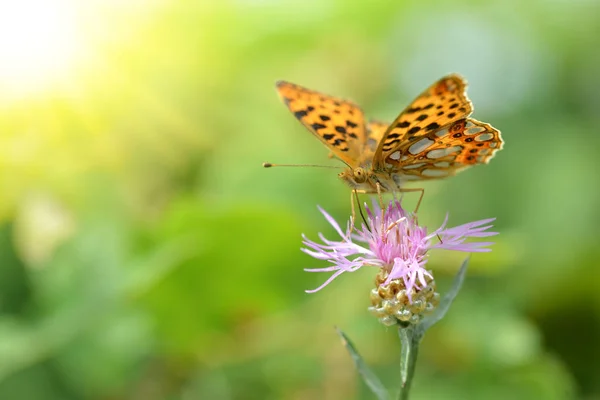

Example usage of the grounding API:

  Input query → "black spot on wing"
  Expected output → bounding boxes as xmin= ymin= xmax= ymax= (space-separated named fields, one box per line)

xmin=294 ymin=110 xmax=307 ymax=119
xmin=382 ymin=139 xmax=401 ymax=151
xmin=425 ymin=122 xmax=440 ymax=131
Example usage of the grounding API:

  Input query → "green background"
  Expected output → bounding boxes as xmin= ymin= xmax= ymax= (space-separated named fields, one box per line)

xmin=0 ymin=0 xmax=598 ymax=399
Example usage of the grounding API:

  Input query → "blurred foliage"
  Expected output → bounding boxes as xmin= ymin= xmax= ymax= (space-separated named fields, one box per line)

xmin=0 ymin=0 xmax=598 ymax=399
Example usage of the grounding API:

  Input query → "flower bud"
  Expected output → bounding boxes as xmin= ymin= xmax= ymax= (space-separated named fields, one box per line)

xmin=368 ymin=270 xmax=439 ymax=326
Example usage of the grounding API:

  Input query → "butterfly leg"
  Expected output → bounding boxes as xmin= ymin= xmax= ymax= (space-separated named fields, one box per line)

xmin=376 ymin=182 xmax=384 ymax=209
xmin=376 ymin=182 xmax=387 ymax=232
xmin=350 ymin=190 xmax=357 ymax=232
xmin=396 ymin=188 xmax=425 ymax=214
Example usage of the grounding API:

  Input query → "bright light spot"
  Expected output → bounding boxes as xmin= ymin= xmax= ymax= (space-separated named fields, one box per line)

xmin=0 ymin=0 xmax=84 ymax=98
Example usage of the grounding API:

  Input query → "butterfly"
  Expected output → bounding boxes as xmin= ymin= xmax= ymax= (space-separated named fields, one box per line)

xmin=273 ymin=74 xmax=502 ymax=201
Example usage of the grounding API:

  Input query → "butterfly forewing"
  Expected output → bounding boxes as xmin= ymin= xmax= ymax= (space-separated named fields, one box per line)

xmin=373 ymin=74 xmax=473 ymax=170
xmin=386 ymin=118 xmax=502 ymax=181
xmin=276 ymin=81 xmax=366 ymax=167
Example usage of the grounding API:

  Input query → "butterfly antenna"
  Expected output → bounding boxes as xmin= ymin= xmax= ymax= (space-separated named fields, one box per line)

xmin=338 ymin=159 xmax=352 ymax=169
xmin=263 ymin=162 xmax=344 ymax=169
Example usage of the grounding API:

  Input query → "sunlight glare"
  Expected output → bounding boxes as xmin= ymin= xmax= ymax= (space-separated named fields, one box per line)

xmin=0 ymin=0 xmax=84 ymax=97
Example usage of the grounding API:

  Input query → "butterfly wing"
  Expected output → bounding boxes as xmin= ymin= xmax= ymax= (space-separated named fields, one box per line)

xmin=385 ymin=118 xmax=503 ymax=181
xmin=276 ymin=81 xmax=366 ymax=167
xmin=371 ymin=75 xmax=502 ymax=181
xmin=359 ymin=120 xmax=390 ymax=166
xmin=372 ymin=74 xmax=473 ymax=170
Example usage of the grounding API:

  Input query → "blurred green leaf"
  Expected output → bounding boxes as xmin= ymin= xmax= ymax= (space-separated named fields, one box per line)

xmin=337 ymin=327 xmax=388 ymax=400
xmin=419 ymin=257 xmax=469 ymax=334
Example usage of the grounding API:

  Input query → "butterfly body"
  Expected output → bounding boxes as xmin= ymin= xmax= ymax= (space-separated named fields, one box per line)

xmin=276 ymin=75 xmax=502 ymax=193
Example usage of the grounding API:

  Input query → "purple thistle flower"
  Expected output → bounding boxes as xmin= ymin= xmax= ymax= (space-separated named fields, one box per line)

xmin=302 ymin=200 xmax=498 ymax=310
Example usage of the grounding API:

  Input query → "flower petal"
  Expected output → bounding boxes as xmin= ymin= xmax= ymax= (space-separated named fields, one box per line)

xmin=318 ymin=206 xmax=348 ymax=239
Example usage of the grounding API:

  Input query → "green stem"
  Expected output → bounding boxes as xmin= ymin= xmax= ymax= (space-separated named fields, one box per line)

xmin=398 ymin=324 xmax=421 ymax=400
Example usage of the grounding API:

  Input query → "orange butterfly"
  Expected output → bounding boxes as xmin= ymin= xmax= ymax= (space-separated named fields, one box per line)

xmin=271 ymin=74 xmax=502 ymax=206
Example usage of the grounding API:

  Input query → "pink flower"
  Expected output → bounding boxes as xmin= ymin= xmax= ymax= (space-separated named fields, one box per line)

xmin=302 ymin=200 xmax=498 ymax=301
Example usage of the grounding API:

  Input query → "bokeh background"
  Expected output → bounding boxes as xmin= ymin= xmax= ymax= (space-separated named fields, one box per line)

xmin=0 ymin=0 xmax=598 ymax=399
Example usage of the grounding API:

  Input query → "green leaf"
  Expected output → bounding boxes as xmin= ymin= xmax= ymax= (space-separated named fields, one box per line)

xmin=418 ymin=257 xmax=470 ymax=335
xmin=398 ymin=325 xmax=420 ymax=400
xmin=336 ymin=327 xmax=388 ymax=400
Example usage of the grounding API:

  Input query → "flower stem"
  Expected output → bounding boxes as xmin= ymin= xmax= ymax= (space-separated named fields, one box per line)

xmin=398 ymin=324 xmax=421 ymax=400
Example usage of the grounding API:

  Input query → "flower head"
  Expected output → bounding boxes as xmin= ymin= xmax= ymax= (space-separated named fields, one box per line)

xmin=302 ymin=200 xmax=498 ymax=325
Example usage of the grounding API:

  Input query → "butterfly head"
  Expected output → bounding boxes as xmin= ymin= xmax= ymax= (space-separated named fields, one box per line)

xmin=338 ymin=167 xmax=378 ymax=191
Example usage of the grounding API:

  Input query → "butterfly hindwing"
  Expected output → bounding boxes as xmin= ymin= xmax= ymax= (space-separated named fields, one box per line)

xmin=359 ymin=120 xmax=390 ymax=165
xmin=386 ymin=118 xmax=503 ymax=182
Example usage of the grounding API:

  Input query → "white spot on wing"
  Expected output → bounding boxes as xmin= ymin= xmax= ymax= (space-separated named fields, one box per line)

xmin=408 ymin=138 xmax=434 ymax=155
xmin=434 ymin=161 xmax=451 ymax=168
xmin=435 ymin=127 xmax=449 ymax=137
xmin=475 ymin=133 xmax=494 ymax=141
xmin=390 ymin=151 xmax=401 ymax=160
xmin=426 ymin=146 xmax=462 ymax=159
xmin=402 ymin=174 xmax=421 ymax=181
xmin=400 ymin=155 xmax=409 ymax=161
xmin=403 ymin=162 xmax=426 ymax=170
xmin=466 ymin=126 xmax=485 ymax=135
xmin=422 ymin=169 xmax=449 ymax=177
